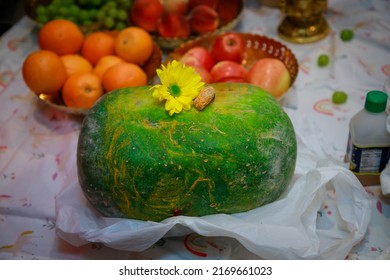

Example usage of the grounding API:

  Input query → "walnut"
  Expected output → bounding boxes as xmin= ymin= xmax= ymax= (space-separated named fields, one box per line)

xmin=193 ymin=86 xmax=215 ymax=111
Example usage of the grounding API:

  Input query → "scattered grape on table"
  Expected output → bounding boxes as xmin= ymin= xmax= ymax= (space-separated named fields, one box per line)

xmin=332 ymin=91 xmax=348 ymax=104
xmin=317 ymin=54 xmax=329 ymax=67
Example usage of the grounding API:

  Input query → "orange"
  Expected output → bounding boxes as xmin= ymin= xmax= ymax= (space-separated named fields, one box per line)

xmin=81 ymin=32 xmax=115 ymax=66
xmin=114 ymin=27 xmax=153 ymax=65
xmin=102 ymin=62 xmax=147 ymax=92
xmin=22 ymin=50 xmax=67 ymax=95
xmin=92 ymin=55 xmax=125 ymax=80
xmin=38 ymin=19 xmax=84 ymax=55
xmin=60 ymin=54 xmax=93 ymax=77
xmin=62 ymin=72 xmax=104 ymax=109
xmin=105 ymin=29 xmax=120 ymax=38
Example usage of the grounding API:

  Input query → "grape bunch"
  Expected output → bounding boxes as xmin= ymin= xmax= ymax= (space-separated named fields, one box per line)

xmin=34 ymin=0 xmax=132 ymax=30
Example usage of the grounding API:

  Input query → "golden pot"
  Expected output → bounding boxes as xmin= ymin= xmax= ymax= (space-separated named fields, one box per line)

xmin=277 ymin=0 xmax=330 ymax=43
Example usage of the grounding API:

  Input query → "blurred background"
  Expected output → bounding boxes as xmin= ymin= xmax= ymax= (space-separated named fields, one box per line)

xmin=0 ymin=0 xmax=26 ymax=35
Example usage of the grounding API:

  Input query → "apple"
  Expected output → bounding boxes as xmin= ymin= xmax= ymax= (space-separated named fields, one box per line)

xmin=188 ymin=5 xmax=219 ymax=34
xmin=157 ymin=12 xmax=191 ymax=38
xmin=210 ymin=32 xmax=246 ymax=63
xmin=129 ymin=0 xmax=164 ymax=32
xmin=193 ymin=66 xmax=212 ymax=83
xmin=189 ymin=0 xmax=218 ymax=9
xmin=247 ymin=58 xmax=291 ymax=99
xmin=163 ymin=0 xmax=189 ymax=14
xmin=216 ymin=0 xmax=241 ymax=24
xmin=180 ymin=46 xmax=215 ymax=71
xmin=210 ymin=60 xmax=248 ymax=83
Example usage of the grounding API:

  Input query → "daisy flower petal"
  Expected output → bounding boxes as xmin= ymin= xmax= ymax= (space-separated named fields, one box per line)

xmin=151 ymin=60 xmax=205 ymax=115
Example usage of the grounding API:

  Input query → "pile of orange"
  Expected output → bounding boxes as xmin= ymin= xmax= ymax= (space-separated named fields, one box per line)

xmin=22 ymin=19 xmax=154 ymax=109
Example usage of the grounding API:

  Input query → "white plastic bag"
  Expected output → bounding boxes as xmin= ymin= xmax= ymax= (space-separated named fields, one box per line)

xmin=55 ymin=111 xmax=372 ymax=259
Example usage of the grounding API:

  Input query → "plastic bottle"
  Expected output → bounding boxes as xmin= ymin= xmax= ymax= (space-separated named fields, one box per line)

xmin=346 ymin=90 xmax=390 ymax=186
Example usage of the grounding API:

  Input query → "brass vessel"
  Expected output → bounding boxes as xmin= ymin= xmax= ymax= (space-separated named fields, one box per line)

xmin=278 ymin=0 xmax=330 ymax=43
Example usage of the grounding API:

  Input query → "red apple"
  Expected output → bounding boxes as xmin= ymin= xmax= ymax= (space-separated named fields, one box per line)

xmin=216 ymin=0 xmax=242 ymax=24
xmin=210 ymin=32 xmax=246 ymax=63
xmin=247 ymin=58 xmax=291 ymax=99
xmin=163 ymin=0 xmax=189 ymax=14
xmin=188 ymin=5 xmax=219 ymax=34
xmin=210 ymin=60 xmax=248 ymax=83
xmin=129 ymin=0 xmax=164 ymax=32
xmin=157 ymin=12 xmax=191 ymax=38
xmin=193 ymin=66 xmax=212 ymax=83
xmin=189 ymin=0 xmax=218 ymax=9
xmin=180 ymin=46 xmax=215 ymax=71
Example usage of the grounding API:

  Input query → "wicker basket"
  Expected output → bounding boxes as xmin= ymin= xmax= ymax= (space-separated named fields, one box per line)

xmin=166 ymin=32 xmax=299 ymax=88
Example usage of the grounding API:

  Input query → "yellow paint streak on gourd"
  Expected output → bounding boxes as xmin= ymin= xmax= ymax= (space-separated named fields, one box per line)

xmin=210 ymin=125 xmax=226 ymax=135
xmin=258 ymin=132 xmax=282 ymax=142
xmin=168 ymin=121 xmax=178 ymax=145
xmin=117 ymin=187 xmax=131 ymax=210
xmin=117 ymin=166 xmax=146 ymax=218
xmin=103 ymin=111 xmax=132 ymax=188
xmin=122 ymin=167 xmax=143 ymax=203
xmin=129 ymin=167 xmax=143 ymax=201
xmin=186 ymin=177 xmax=216 ymax=207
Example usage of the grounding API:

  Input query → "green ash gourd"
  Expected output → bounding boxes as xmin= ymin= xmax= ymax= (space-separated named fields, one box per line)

xmin=77 ymin=83 xmax=297 ymax=222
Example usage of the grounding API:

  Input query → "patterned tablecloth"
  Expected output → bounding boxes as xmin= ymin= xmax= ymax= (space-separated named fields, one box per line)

xmin=0 ymin=0 xmax=389 ymax=260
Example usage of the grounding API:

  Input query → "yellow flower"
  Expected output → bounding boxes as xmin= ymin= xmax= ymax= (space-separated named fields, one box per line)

xmin=152 ymin=60 xmax=205 ymax=116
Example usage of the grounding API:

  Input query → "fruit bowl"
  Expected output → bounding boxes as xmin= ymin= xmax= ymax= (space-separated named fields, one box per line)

xmin=166 ymin=32 xmax=299 ymax=96
xmin=150 ymin=0 xmax=244 ymax=50
xmin=33 ymin=42 xmax=162 ymax=116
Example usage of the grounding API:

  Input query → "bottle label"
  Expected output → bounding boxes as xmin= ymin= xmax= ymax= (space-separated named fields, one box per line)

xmin=348 ymin=136 xmax=390 ymax=174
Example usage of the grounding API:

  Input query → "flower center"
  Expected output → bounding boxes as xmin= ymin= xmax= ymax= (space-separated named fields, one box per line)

xmin=169 ymin=84 xmax=181 ymax=97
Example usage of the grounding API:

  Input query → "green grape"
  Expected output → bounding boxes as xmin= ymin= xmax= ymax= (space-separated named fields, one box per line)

xmin=63 ymin=0 xmax=75 ymax=5
xmin=116 ymin=0 xmax=125 ymax=5
xmin=67 ymin=16 xmax=77 ymax=23
xmin=79 ymin=9 xmax=89 ymax=21
xmin=91 ymin=0 xmax=102 ymax=7
xmin=122 ymin=0 xmax=132 ymax=9
xmin=117 ymin=10 xmax=127 ymax=21
xmin=96 ymin=10 xmax=105 ymax=22
xmin=37 ymin=14 xmax=50 ymax=24
xmin=332 ymin=91 xmax=348 ymax=104
xmin=317 ymin=54 xmax=329 ymax=67
xmin=88 ymin=9 xmax=98 ymax=20
xmin=340 ymin=29 xmax=354 ymax=42
xmin=115 ymin=21 xmax=126 ymax=30
xmin=104 ymin=17 xmax=115 ymax=29
xmin=69 ymin=5 xmax=80 ymax=17
xmin=47 ymin=3 xmax=60 ymax=16
xmin=108 ymin=8 xmax=118 ymax=18
xmin=82 ymin=19 xmax=93 ymax=26
xmin=77 ymin=0 xmax=89 ymax=6
xmin=35 ymin=5 xmax=47 ymax=17
xmin=34 ymin=0 xmax=132 ymax=30
xmin=51 ymin=0 xmax=62 ymax=5
xmin=58 ymin=6 xmax=70 ymax=17
xmin=105 ymin=1 xmax=117 ymax=9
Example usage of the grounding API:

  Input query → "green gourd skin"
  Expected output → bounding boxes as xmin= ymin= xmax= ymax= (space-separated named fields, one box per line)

xmin=77 ymin=83 xmax=297 ymax=222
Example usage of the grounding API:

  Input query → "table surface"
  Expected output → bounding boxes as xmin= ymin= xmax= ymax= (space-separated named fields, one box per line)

xmin=1 ymin=0 xmax=390 ymax=260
